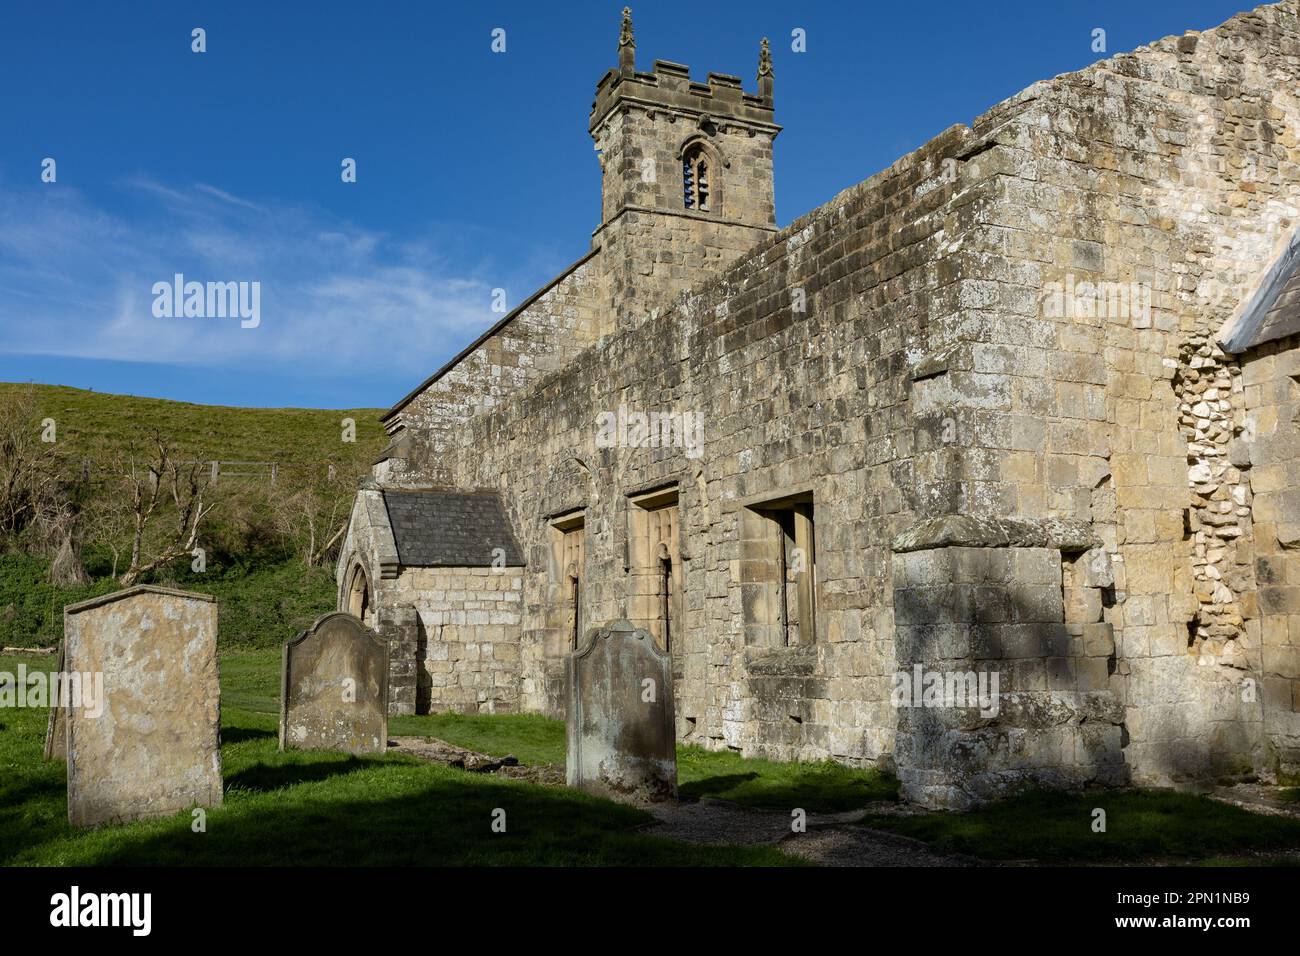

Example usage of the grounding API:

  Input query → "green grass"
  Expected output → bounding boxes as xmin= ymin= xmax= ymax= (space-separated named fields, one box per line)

xmin=860 ymin=788 xmax=1300 ymax=864
xmin=391 ymin=712 xmax=568 ymax=768
xmin=222 ymin=652 xmax=571 ymax=767
xmin=0 ymin=382 xmax=389 ymax=651
xmin=0 ymin=652 xmax=802 ymax=866
xmin=678 ymin=747 xmax=897 ymax=812
xmin=1 ymin=382 xmax=387 ymax=464
xmin=382 ymin=713 xmax=898 ymax=811
xmin=0 ymin=552 xmax=341 ymax=650
xmin=219 ymin=649 xmax=282 ymax=714
xmin=14 ymin=644 xmax=1296 ymax=866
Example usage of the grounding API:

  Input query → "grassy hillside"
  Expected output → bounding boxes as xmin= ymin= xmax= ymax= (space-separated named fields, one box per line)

xmin=0 ymin=382 xmax=388 ymax=464
xmin=0 ymin=551 xmax=340 ymax=649
xmin=0 ymin=382 xmax=391 ymax=649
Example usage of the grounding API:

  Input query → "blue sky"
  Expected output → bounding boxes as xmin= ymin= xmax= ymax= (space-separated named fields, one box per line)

xmin=0 ymin=0 xmax=1250 ymax=409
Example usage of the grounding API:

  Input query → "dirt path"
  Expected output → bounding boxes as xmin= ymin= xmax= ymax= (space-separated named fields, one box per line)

xmin=640 ymin=799 xmax=981 ymax=866
xmin=1208 ymin=782 xmax=1300 ymax=819
xmin=389 ymin=736 xmax=1298 ymax=866
xmin=387 ymin=736 xmax=564 ymax=785
xmin=391 ymin=735 xmax=975 ymax=864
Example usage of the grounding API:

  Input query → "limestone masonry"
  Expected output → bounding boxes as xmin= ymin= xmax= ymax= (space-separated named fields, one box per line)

xmin=340 ymin=4 xmax=1300 ymax=807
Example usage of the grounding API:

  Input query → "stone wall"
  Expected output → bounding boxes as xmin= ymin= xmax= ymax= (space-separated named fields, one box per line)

xmin=402 ymin=566 xmax=525 ymax=714
xmin=944 ymin=4 xmax=1300 ymax=786
xmin=446 ymin=119 xmax=981 ymax=768
xmin=1241 ymin=333 xmax=1300 ymax=777
xmin=590 ymin=58 xmax=779 ymax=329
xmin=381 ymin=254 xmax=607 ymax=487
xmin=892 ymin=536 xmax=1126 ymax=808
xmin=1173 ymin=330 xmax=1253 ymax=662
xmin=336 ymin=486 xmax=413 ymax=713
xmin=354 ymin=2 xmax=1300 ymax=799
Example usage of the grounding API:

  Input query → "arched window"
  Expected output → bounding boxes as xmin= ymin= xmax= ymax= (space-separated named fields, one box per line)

xmin=682 ymin=144 xmax=710 ymax=212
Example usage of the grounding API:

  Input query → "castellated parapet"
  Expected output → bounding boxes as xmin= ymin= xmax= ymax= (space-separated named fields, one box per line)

xmin=590 ymin=12 xmax=780 ymax=332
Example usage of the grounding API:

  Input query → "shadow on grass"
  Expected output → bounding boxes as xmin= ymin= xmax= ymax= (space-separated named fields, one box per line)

xmin=677 ymin=748 xmax=898 ymax=813
xmin=220 ymin=726 xmax=277 ymax=744
xmin=860 ymin=788 xmax=1300 ymax=864
xmin=0 ymin=773 xmax=66 ymax=806
xmin=679 ymin=772 xmax=761 ymax=802
xmin=225 ymin=756 xmax=380 ymax=794
xmin=0 ymin=764 xmax=68 ymax=864
xmin=29 ymin=762 xmax=803 ymax=867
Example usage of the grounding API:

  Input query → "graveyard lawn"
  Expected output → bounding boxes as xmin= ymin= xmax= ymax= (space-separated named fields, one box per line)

xmin=10 ymin=650 xmax=1297 ymax=866
xmin=858 ymin=790 xmax=1300 ymax=865
xmin=1 ymin=651 xmax=809 ymax=866
xmin=227 ymin=649 xmax=897 ymax=810
xmin=180 ymin=654 xmax=1300 ymax=866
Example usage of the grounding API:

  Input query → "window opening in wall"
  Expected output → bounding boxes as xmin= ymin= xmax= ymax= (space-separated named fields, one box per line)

xmin=571 ymin=573 xmax=581 ymax=649
xmin=743 ymin=492 xmax=816 ymax=648
xmin=778 ymin=502 xmax=816 ymax=646
xmin=552 ymin=511 xmax=586 ymax=650
xmin=629 ymin=486 xmax=681 ymax=652
xmin=683 ymin=145 xmax=710 ymax=212
xmin=658 ymin=542 xmax=673 ymax=654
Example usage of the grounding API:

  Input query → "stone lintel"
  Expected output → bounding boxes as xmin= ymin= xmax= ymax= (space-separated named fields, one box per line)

xmin=891 ymin=514 xmax=1100 ymax=554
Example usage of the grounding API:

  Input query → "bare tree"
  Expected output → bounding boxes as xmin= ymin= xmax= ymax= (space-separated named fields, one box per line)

xmin=0 ymin=386 xmax=65 ymax=540
xmin=81 ymin=471 xmax=134 ymax=579
xmin=0 ymin=386 xmax=89 ymax=584
xmin=117 ymin=435 xmax=218 ymax=587
xmin=272 ymin=460 xmax=357 ymax=567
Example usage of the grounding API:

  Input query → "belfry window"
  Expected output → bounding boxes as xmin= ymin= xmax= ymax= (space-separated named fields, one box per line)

xmin=683 ymin=146 xmax=710 ymax=212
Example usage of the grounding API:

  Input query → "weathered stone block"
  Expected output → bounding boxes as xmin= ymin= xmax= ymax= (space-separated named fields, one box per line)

xmin=281 ymin=612 xmax=389 ymax=754
xmin=64 ymin=586 xmax=222 ymax=829
xmin=566 ymin=620 xmax=676 ymax=803
xmin=1083 ymin=622 xmax=1116 ymax=659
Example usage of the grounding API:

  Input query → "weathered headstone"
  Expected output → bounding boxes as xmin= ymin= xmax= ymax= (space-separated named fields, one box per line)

xmin=280 ymin=612 xmax=389 ymax=754
xmin=566 ymin=619 xmax=677 ymax=803
xmin=64 ymin=586 xmax=223 ymax=829
xmin=42 ymin=643 xmax=66 ymax=762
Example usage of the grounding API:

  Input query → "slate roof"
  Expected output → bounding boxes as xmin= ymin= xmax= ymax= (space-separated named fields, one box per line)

xmin=382 ymin=490 xmax=524 ymax=568
xmin=1223 ymin=228 xmax=1300 ymax=352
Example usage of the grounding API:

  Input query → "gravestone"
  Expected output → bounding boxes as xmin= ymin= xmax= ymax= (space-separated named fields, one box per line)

xmin=566 ymin=619 xmax=677 ymax=803
xmin=280 ymin=612 xmax=389 ymax=754
xmin=42 ymin=643 xmax=66 ymax=762
xmin=64 ymin=586 xmax=223 ymax=828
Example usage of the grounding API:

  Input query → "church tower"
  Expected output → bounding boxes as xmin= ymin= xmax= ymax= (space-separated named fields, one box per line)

xmin=590 ymin=9 xmax=780 ymax=332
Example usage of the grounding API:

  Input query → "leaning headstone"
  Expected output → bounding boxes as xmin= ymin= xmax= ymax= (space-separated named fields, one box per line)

xmin=566 ymin=619 xmax=677 ymax=803
xmin=64 ymin=586 xmax=222 ymax=829
xmin=42 ymin=643 xmax=66 ymax=762
xmin=280 ymin=612 xmax=389 ymax=754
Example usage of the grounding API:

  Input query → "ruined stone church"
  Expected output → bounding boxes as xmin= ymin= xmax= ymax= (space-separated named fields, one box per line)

xmin=339 ymin=4 xmax=1300 ymax=807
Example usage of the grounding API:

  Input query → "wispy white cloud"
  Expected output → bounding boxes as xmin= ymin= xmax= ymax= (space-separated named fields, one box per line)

xmin=0 ymin=179 xmax=513 ymax=379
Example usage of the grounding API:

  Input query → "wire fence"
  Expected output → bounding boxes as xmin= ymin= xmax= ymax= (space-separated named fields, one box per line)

xmin=75 ymin=458 xmax=344 ymax=485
